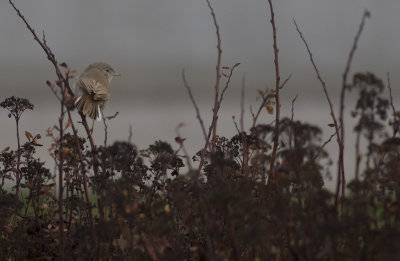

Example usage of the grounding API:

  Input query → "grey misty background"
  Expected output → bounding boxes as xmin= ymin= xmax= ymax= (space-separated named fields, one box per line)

xmin=1 ymin=0 xmax=399 ymax=190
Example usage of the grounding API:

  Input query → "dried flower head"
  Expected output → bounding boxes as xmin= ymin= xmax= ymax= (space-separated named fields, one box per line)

xmin=0 ymin=96 xmax=34 ymax=121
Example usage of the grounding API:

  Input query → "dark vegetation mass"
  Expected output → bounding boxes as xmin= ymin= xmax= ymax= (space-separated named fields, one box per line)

xmin=1 ymin=0 xmax=400 ymax=260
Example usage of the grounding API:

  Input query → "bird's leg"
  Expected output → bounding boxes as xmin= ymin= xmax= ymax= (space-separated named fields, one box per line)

xmin=90 ymin=118 xmax=95 ymax=135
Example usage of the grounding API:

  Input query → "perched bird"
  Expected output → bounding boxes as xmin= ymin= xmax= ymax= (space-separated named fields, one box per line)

xmin=74 ymin=62 xmax=120 ymax=133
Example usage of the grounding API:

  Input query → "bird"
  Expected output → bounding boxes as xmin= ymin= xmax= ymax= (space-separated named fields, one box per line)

xmin=74 ymin=62 xmax=120 ymax=134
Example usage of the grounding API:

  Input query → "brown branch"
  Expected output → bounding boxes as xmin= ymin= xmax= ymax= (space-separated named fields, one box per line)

xmin=313 ymin=130 xmax=337 ymax=162
xmin=8 ymin=0 xmax=97 ymax=168
xmin=103 ymin=111 xmax=119 ymax=147
xmin=279 ymin=74 xmax=292 ymax=90
xmin=293 ymin=19 xmax=344 ymax=211
xmin=182 ymin=70 xmax=208 ymax=147
xmin=205 ymin=0 xmax=222 ymax=151
xmin=339 ymin=10 xmax=370 ymax=208
xmin=66 ymin=110 xmax=96 ymax=244
xmin=8 ymin=0 xmax=72 ymax=97
xmin=9 ymin=0 xmax=99 ymax=251
xmin=251 ymin=90 xmax=274 ymax=128
xmin=267 ymin=0 xmax=281 ymax=175
xmin=198 ymin=63 xmax=240 ymax=172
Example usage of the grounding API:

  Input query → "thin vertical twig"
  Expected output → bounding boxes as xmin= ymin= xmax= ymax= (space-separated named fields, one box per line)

xmin=66 ymin=110 xmax=96 ymax=244
xmin=205 ymin=0 xmax=222 ymax=151
xmin=339 ymin=10 xmax=370 ymax=207
xmin=103 ymin=111 xmax=119 ymax=148
xmin=57 ymin=89 xmax=65 ymax=260
xmin=8 ymin=0 xmax=100 ymax=251
xmin=182 ymin=70 xmax=208 ymax=146
xmin=293 ymin=19 xmax=343 ymax=211
xmin=198 ymin=64 xmax=240 ymax=172
xmin=15 ymin=118 xmax=21 ymax=196
xmin=267 ymin=0 xmax=281 ymax=175
xmin=279 ymin=74 xmax=292 ymax=90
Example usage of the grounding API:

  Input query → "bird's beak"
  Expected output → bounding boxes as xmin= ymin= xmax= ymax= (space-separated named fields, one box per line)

xmin=112 ymin=72 xmax=121 ymax=76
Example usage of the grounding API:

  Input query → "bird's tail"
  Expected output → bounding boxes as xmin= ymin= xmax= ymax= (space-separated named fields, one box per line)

xmin=75 ymin=93 xmax=102 ymax=121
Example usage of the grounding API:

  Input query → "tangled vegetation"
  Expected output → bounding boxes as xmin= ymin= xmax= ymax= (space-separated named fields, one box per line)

xmin=1 ymin=0 xmax=400 ymax=260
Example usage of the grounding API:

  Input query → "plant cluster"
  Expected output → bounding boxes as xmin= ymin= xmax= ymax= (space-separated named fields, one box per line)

xmin=1 ymin=0 xmax=400 ymax=260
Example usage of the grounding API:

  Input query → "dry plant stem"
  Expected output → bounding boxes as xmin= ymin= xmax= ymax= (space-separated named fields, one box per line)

xmin=102 ymin=112 xmax=119 ymax=147
xmin=205 ymin=0 xmax=222 ymax=151
xmin=66 ymin=110 xmax=96 ymax=242
xmin=280 ymin=74 xmax=292 ymax=90
xmin=182 ymin=70 xmax=208 ymax=146
xmin=387 ymin=72 xmax=398 ymax=137
xmin=9 ymin=0 xmax=98 ymax=249
xmin=251 ymin=93 xmax=273 ymax=128
xmin=312 ymin=131 xmax=337 ymax=162
xmin=250 ymin=75 xmax=290 ymax=129
xmin=15 ymin=118 xmax=21 ymax=196
xmin=293 ymin=19 xmax=343 ymax=210
xmin=57 ymin=91 xmax=66 ymax=260
xmin=339 ymin=10 xmax=369 ymax=204
xmin=198 ymin=65 xmax=240 ymax=172
xmin=267 ymin=0 xmax=281 ymax=174
xmin=8 ymin=0 xmax=69 ymax=97
xmin=103 ymin=117 xmax=108 ymax=148
xmin=8 ymin=0 xmax=97 ymax=175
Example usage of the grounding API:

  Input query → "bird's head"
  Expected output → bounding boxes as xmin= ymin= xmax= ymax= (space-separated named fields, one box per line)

xmin=91 ymin=62 xmax=120 ymax=82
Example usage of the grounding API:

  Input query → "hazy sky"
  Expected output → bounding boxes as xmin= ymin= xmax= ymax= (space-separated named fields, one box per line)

xmin=1 ymin=0 xmax=399 ymax=81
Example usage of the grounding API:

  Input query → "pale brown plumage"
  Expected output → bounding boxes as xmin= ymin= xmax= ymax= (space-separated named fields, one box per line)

xmin=74 ymin=62 xmax=120 ymax=133
xmin=75 ymin=62 xmax=119 ymax=120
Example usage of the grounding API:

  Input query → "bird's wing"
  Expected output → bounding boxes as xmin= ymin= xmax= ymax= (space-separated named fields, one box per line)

xmin=77 ymin=69 xmax=109 ymax=101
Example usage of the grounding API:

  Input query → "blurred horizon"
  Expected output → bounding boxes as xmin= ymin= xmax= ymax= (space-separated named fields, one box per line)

xmin=1 ymin=0 xmax=400 ymax=190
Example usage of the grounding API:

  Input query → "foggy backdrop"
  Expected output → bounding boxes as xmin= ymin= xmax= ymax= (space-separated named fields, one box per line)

xmin=1 ymin=0 xmax=399 ymax=190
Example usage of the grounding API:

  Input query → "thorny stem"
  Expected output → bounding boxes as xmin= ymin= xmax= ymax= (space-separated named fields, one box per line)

xmin=205 ymin=0 xmax=222 ymax=152
xmin=293 ymin=19 xmax=343 ymax=212
xmin=9 ymin=0 xmax=99 ymax=250
xmin=66 ymin=110 xmax=96 ymax=244
xmin=198 ymin=64 xmax=240 ymax=173
xmin=267 ymin=0 xmax=281 ymax=175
